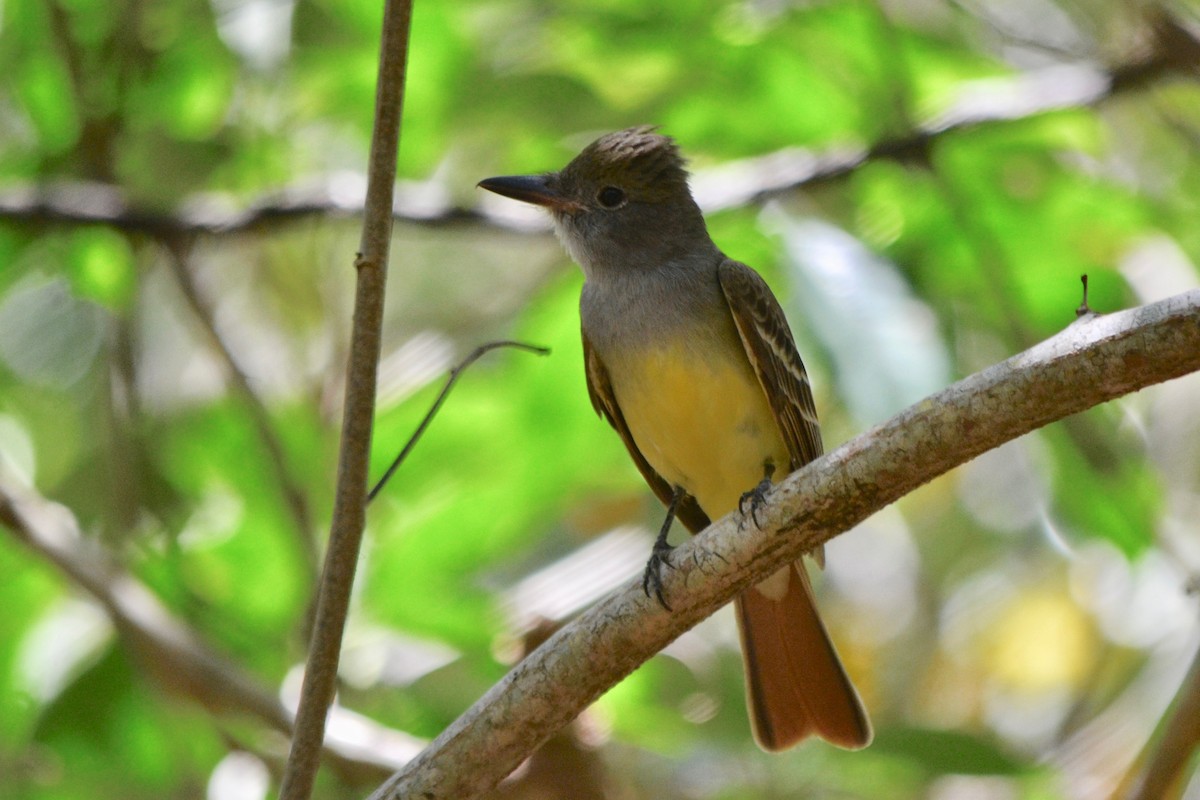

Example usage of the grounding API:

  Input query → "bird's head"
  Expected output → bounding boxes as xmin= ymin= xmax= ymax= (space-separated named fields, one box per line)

xmin=479 ymin=127 xmax=713 ymax=277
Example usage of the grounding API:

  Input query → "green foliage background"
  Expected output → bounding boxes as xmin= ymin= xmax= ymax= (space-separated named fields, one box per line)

xmin=1 ymin=0 xmax=1199 ymax=797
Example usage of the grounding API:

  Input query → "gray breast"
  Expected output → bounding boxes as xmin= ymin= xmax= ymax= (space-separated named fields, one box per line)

xmin=580 ymin=257 xmax=730 ymax=357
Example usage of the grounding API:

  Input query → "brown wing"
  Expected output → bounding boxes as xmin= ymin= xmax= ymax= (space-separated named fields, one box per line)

xmin=718 ymin=259 xmax=823 ymax=471
xmin=582 ymin=330 xmax=710 ymax=534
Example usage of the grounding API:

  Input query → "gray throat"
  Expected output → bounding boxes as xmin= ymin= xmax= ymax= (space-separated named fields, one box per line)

xmin=578 ymin=251 xmax=732 ymax=357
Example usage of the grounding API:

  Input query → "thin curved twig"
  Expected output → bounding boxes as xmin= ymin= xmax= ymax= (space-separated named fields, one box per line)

xmin=368 ymin=340 xmax=550 ymax=502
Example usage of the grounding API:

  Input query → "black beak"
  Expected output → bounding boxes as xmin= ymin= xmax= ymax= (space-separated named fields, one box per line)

xmin=477 ymin=174 xmax=581 ymax=213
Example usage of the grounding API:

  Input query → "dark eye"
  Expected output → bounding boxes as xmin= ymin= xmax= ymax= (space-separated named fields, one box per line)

xmin=597 ymin=186 xmax=626 ymax=208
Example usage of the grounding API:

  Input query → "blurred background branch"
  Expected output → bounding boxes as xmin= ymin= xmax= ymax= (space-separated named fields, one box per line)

xmin=1122 ymin=639 xmax=1200 ymax=800
xmin=1 ymin=12 xmax=1196 ymax=238
xmin=0 ymin=473 xmax=417 ymax=786
xmin=162 ymin=237 xmax=320 ymax=582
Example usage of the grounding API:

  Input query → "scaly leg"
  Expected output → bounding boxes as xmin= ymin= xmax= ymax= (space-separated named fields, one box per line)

xmin=643 ymin=486 xmax=684 ymax=610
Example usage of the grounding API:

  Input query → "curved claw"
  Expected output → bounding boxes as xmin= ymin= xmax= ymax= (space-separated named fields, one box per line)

xmin=642 ymin=540 xmax=675 ymax=610
xmin=739 ymin=478 xmax=773 ymax=530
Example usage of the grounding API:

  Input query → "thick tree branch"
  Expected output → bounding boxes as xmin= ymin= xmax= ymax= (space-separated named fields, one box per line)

xmin=277 ymin=0 xmax=413 ymax=797
xmin=369 ymin=290 xmax=1200 ymax=800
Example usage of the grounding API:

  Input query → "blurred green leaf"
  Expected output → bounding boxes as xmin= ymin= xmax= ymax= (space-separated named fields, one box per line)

xmin=871 ymin=726 xmax=1025 ymax=776
xmin=32 ymin=647 xmax=222 ymax=798
xmin=0 ymin=541 xmax=63 ymax=747
xmin=15 ymin=52 xmax=80 ymax=156
xmin=1044 ymin=419 xmax=1159 ymax=557
xmin=65 ymin=227 xmax=137 ymax=310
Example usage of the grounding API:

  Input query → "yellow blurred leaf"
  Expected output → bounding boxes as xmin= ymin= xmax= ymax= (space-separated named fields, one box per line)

xmin=986 ymin=589 xmax=1096 ymax=692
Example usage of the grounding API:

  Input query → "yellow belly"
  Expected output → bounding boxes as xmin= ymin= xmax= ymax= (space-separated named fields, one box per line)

xmin=610 ymin=339 xmax=788 ymax=520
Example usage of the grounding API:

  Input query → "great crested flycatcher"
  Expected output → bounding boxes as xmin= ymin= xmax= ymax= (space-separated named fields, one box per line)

xmin=479 ymin=127 xmax=871 ymax=752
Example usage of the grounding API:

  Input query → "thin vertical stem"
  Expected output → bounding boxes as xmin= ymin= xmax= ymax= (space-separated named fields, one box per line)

xmin=276 ymin=0 xmax=413 ymax=797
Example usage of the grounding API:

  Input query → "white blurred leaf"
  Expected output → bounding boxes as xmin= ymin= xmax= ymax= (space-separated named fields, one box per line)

xmin=763 ymin=206 xmax=951 ymax=423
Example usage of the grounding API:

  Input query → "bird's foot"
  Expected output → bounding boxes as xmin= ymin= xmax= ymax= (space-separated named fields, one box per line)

xmin=739 ymin=477 xmax=773 ymax=530
xmin=641 ymin=537 xmax=675 ymax=611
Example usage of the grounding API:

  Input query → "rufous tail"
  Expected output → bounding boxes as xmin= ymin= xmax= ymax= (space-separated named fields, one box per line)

xmin=734 ymin=562 xmax=872 ymax=751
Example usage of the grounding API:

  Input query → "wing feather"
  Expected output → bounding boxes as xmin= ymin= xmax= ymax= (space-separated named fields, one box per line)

xmin=718 ymin=260 xmax=823 ymax=470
